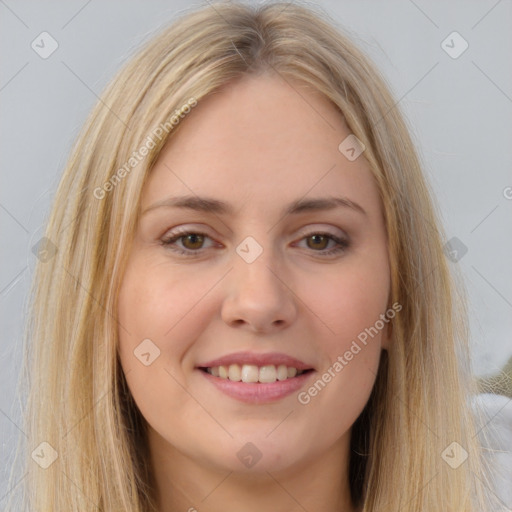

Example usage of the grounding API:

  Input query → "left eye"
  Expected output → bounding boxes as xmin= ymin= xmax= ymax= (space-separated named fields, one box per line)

xmin=161 ymin=231 xmax=349 ymax=257
xmin=161 ymin=231 xmax=215 ymax=254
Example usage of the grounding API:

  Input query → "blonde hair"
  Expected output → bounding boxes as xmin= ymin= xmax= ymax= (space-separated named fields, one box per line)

xmin=7 ymin=1 xmax=497 ymax=510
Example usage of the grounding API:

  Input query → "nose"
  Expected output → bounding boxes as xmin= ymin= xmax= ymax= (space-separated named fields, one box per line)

xmin=220 ymin=245 xmax=298 ymax=334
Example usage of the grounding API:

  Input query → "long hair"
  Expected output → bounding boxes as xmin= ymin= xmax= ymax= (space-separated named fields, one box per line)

xmin=7 ymin=1 xmax=495 ymax=510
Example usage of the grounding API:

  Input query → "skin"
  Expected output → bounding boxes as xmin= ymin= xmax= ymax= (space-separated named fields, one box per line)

xmin=117 ymin=72 xmax=391 ymax=512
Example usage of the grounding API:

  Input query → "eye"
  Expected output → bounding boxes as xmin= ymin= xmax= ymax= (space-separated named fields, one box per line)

xmin=161 ymin=230 xmax=216 ymax=257
xmin=294 ymin=231 xmax=349 ymax=257
xmin=160 ymin=229 xmax=350 ymax=258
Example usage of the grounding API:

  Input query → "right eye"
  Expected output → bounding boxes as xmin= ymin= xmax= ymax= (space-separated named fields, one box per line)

xmin=161 ymin=230 xmax=218 ymax=257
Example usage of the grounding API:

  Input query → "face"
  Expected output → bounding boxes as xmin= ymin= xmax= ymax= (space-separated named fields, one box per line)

xmin=117 ymin=72 xmax=391 ymax=477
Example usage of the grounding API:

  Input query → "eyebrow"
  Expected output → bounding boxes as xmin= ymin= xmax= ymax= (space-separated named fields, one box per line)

xmin=142 ymin=194 xmax=367 ymax=217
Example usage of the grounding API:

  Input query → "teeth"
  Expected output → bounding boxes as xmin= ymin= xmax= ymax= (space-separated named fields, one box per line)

xmin=287 ymin=367 xmax=297 ymax=378
xmin=276 ymin=364 xmax=288 ymax=381
xmin=228 ymin=364 xmax=241 ymax=382
xmin=206 ymin=364 xmax=306 ymax=383
xmin=259 ymin=365 xmax=276 ymax=383
xmin=241 ymin=364 xmax=259 ymax=383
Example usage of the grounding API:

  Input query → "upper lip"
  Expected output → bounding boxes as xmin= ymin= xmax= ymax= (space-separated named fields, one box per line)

xmin=198 ymin=351 xmax=314 ymax=371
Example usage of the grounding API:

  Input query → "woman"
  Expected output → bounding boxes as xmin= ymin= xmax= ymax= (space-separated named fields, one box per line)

xmin=8 ymin=1 xmax=498 ymax=510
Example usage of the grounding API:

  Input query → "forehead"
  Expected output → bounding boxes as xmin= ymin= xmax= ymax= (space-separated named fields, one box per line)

xmin=161 ymin=72 xmax=347 ymax=162
xmin=143 ymin=73 xmax=381 ymax=218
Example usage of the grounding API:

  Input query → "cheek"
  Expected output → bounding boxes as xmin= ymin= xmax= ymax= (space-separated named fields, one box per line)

xmin=117 ymin=257 xmax=220 ymax=360
xmin=116 ymin=258 xmax=214 ymax=429
xmin=296 ymin=252 xmax=389 ymax=412
xmin=294 ymin=269 xmax=387 ymax=442
xmin=307 ymin=255 xmax=390 ymax=353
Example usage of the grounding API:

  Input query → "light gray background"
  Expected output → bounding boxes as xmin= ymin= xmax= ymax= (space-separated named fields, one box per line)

xmin=1 ymin=0 xmax=511 ymax=502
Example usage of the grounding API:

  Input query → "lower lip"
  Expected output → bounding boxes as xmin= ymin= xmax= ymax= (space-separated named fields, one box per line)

xmin=199 ymin=369 xmax=315 ymax=404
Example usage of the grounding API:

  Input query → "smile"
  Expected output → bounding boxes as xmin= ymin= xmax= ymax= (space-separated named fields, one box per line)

xmin=201 ymin=364 xmax=311 ymax=383
xmin=197 ymin=352 xmax=316 ymax=403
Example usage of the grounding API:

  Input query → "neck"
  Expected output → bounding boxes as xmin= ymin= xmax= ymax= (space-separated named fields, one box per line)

xmin=148 ymin=429 xmax=357 ymax=512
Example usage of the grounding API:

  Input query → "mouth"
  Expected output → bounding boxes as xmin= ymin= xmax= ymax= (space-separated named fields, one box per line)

xmin=196 ymin=352 xmax=316 ymax=403
xmin=199 ymin=364 xmax=314 ymax=383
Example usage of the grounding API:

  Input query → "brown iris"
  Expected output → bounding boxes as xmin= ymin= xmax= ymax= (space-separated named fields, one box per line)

xmin=181 ymin=233 xmax=205 ymax=250
xmin=306 ymin=234 xmax=329 ymax=250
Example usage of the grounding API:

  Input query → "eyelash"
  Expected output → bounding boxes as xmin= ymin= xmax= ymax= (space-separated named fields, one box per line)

xmin=160 ymin=229 xmax=349 ymax=258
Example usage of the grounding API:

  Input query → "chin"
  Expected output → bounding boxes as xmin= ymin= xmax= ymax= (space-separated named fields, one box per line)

xmin=203 ymin=433 xmax=310 ymax=474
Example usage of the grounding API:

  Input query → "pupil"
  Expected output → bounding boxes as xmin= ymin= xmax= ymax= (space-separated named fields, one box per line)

xmin=186 ymin=234 xmax=203 ymax=248
xmin=310 ymin=234 xmax=327 ymax=249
